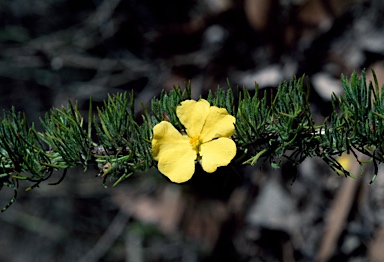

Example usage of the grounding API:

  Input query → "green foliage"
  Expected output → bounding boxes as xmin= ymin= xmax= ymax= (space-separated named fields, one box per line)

xmin=0 ymin=108 xmax=51 ymax=211
xmin=1 ymin=70 xmax=384 ymax=212
xmin=325 ymin=70 xmax=384 ymax=182
xmin=206 ymin=81 xmax=235 ymax=115
xmin=39 ymin=101 xmax=91 ymax=169
xmin=150 ymin=83 xmax=192 ymax=130
xmin=93 ymin=92 xmax=153 ymax=187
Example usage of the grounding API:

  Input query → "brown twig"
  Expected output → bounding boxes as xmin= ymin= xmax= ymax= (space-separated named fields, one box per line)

xmin=316 ymin=152 xmax=366 ymax=261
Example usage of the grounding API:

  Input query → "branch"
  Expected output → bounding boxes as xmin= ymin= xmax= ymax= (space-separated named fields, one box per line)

xmin=1 ymin=70 xmax=383 ymax=212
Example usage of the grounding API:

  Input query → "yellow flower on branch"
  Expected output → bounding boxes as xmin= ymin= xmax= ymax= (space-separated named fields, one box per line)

xmin=151 ymin=99 xmax=237 ymax=183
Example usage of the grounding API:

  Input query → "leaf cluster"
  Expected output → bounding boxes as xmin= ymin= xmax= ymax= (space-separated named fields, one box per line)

xmin=204 ymin=71 xmax=384 ymax=180
xmin=320 ymin=71 xmax=384 ymax=182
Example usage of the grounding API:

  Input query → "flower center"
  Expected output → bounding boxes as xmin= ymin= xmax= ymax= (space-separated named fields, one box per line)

xmin=189 ymin=135 xmax=200 ymax=149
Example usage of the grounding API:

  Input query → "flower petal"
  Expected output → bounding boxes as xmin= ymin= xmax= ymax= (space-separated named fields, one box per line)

xmin=152 ymin=121 xmax=197 ymax=183
xmin=199 ymin=137 xmax=237 ymax=173
xmin=176 ymin=99 xmax=210 ymax=138
xmin=199 ymin=106 xmax=236 ymax=143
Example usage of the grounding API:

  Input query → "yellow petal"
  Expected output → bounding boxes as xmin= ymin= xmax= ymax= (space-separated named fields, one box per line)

xmin=152 ymin=121 xmax=197 ymax=183
xmin=336 ymin=153 xmax=353 ymax=175
xmin=152 ymin=121 xmax=185 ymax=160
xmin=176 ymin=99 xmax=210 ymax=138
xmin=157 ymin=147 xmax=197 ymax=183
xmin=199 ymin=137 xmax=236 ymax=173
xmin=199 ymin=106 xmax=236 ymax=143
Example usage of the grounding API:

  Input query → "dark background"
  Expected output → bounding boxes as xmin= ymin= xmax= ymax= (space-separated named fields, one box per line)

xmin=1 ymin=0 xmax=384 ymax=261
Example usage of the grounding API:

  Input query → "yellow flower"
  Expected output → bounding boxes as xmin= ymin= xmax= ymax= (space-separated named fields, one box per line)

xmin=152 ymin=99 xmax=237 ymax=183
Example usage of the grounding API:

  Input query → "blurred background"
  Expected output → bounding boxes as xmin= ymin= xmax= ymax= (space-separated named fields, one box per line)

xmin=1 ymin=0 xmax=384 ymax=261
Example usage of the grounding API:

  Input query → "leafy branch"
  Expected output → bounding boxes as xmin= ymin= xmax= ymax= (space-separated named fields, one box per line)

xmin=1 ymin=70 xmax=383 ymax=212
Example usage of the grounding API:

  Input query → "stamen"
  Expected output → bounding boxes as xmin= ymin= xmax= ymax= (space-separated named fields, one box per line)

xmin=189 ymin=136 xmax=200 ymax=148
